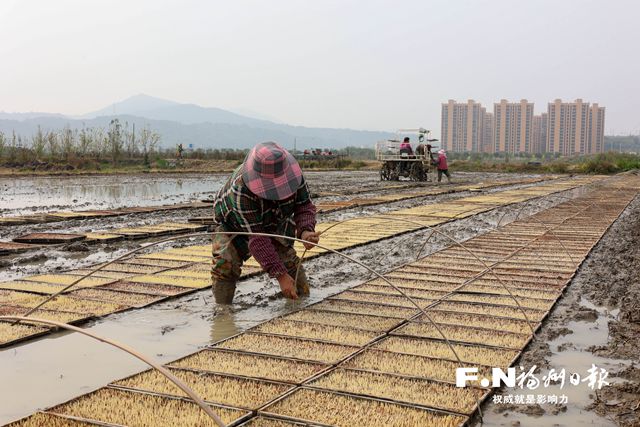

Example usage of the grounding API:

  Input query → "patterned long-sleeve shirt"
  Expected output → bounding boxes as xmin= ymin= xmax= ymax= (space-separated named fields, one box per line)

xmin=213 ymin=167 xmax=317 ymax=277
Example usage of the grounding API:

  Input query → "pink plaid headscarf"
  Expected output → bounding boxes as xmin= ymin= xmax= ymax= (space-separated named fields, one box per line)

xmin=242 ymin=142 xmax=303 ymax=200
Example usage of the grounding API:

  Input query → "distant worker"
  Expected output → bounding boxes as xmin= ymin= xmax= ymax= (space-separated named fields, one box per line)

xmin=399 ymin=137 xmax=413 ymax=156
xmin=176 ymin=143 xmax=184 ymax=159
xmin=435 ymin=149 xmax=452 ymax=183
xmin=211 ymin=142 xmax=320 ymax=304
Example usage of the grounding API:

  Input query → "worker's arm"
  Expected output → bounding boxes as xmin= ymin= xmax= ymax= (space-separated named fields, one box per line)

xmin=293 ymin=179 xmax=319 ymax=250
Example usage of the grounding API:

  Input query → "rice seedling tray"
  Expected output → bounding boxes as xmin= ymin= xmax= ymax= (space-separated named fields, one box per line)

xmin=350 ymin=283 xmax=449 ymax=300
xmin=372 ymin=336 xmax=520 ymax=367
xmin=306 ymin=367 xmax=487 ymax=415
xmin=47 ymin=387 xmax=251 ymax=427
xmin=21 ymin=274 xmax=116 ymax=288
xmin=430 ymin=300 xmax=548 ymax=322
xmin=282 ymin=309 xmax=404 ymax=332
xmin=260 ymin=387 xmax=468 ymax=427
xmin=5 ymin=411 xmax=119 ymax=426
xmin=112 ymin=367 xmax=295 ymax=411
xmin=238 ymin=415 xmax=331 ymax=427
xmin=458 ymin=283 xmax=560 ymax=300
xmin=65 ymin=270 xmax=134 ymax=280
xmin=0 ymin=320 xmax=50 ymax=348
xmin=13 ymin=233 xmax=86 ymax=244
xmin=66 ymin=288 xmax=163 ymax=308
xmin=211 ymin=332 xmax=360 ymax=364
xmin=342 ymin=348 xmax=494 ymax=386
xmin=0 ymin=280 xmax=70 ymax=295
xmin=1 ymin=304 xmax=89 ymax=325
xmin=410 ymin=310 xmax=541 ymax=334
xmin=169 ymin=348 xmax=331 ymax=384
xmin=98 ymin=281 xmax=190 ymax=296
xmin=328 ymin=290 xmax=433 ymax=309
xmin=390 ymin=321 xmax=531 ymax=350
xmin=250 ymin=318 xmax=383 ymax=347
xmin=122 ymin=258 xmax=192 ymax=268
xmin=310 ymin=299 xmax=418 ymax=319
xmin=443 ymin=292 xmax=553 ymax=311
xmin=128 ymin=274 xmax=210 ymax=288
xmin=364 ymin=278 xmax=460 ymax=292
xmin=96 ymin=263 xmax=167 ymax=274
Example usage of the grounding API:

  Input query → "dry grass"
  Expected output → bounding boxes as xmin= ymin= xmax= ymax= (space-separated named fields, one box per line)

xmin=215 ymin=333 xmax=357 ymax=364
xmin=283 ymin=310 xmax=402 ymax=332
xmin=50 ymin=388 xmax=247 ymax=426
xmin=264 ymin=388 xmax=467 ymax=427
xmin=330 ymin=291 xmax=431 ymax=309
xmin=68 ymin=288 xmax=159 ymax=307
xmin=344 ymin=349 xmax=493 ymax=385
xmin=253 ymin=319 xmax=379 ymax=346
xmin=115 ymin=368 xmax=293 ymax=409
xmin=415 ymin=311 xmax=537 ymax=334
xmin=374 ymin=336 xmax=518 ymax=366
xmin=394 ymin=322 xmax=530 ymax=349
xmin=6 ymin=412 xmax=96 ymax=426
xmin=313 ymin=300 xmax=417 ymax=319
xmin=170 ymin=349 xmax=326 ymax=383
xmin=433 ymin=301 xmax=546 ymax=321
xmin=310 ymin=368 xmax=485 ymax=414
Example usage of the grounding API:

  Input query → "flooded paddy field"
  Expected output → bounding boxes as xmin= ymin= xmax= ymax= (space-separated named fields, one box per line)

xmin=1 ymin=170 xmax=638 ymax=426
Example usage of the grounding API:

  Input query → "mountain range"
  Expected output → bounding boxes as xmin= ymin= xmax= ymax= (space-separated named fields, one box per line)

xmin=0 ymin=95 xmax=392 ymax=150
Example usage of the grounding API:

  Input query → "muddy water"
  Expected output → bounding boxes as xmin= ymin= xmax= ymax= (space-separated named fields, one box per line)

xmin=0 ymin=185 xmax=580 ymax=424
xmin=0 ymin=174 xmax=226 ymax=216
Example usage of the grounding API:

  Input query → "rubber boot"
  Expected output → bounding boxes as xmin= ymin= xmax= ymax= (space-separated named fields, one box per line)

xmin=213 ymin=280 xmax=236 ymax=304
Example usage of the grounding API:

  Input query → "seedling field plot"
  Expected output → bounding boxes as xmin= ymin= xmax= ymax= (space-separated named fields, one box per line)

xmin=65 ymin=270 xmax=134 ymax=281
xmin=0 ymin=292 xmax=124 ymax=316
xmin=383 ymin=271 xmax=465 ymax=285
xmin=391 ymin=321 xmax=531 ymax=350
xmin=20 ymin=274 xmax=116 ymax=288
xmin=84 ymin=232 xmax=125 ymax=243
xmin=123 ymin=256 xmax=195 ymax=267
xmin=157 ymin=269 xmax=211 ymax=279
xmin=0 ymin=321 xmax=49 ymax=346
xmin=1 ymin=305 xmax=88 ymax=325
xmin=5 ymin=411 xmax=107 ymax=426
xmin=99 ymin=281 xmax=190 ymax=296
xmin=138 ymin=252 xmax=211 ymax=263
xmin=170 ymin=348 xmax=329 ymax=384
xmin=457 ymin=284 xmax=561 ymax=301
xmin=343 ymin=348 xmax=494 ymax=386
xmin=373 ymin=336 xmax=519 ymax=367
xmin=430 ymin=300 xmax=546 ymax=322
xmin=307 ymin=368 xmax=486 ymax=415
xmin=261 ymin=388 xmax=468 ymax=427
xmin=67 ymin=288 xmax=163 ymax=308
xmin=365 ymin=278 xmax=461 ymax=292
xmin=443 ymin=292 xmax=554 ymax=311
xmin=0 ymin=280 xmax=72 ymax=295
xmin=328 ymin=290 xmax=433 ymax=309
xmin=238 ymin=415 xmax=326 ymax=427
xmin=42 ymin=387 xmax=250 ymax=426
xmin=127 ymin=274 xmax=210 ymax=288
xmin=112 ymin=367 xmax=295 ymax=411
xmin=412 ymin=307 xmax=540 ymax=335
xmin=349 ymin=284 xmax=449 ymax=300
xmin=96 ymin=262 xmax=167 ymax=274
xmin=282 ymin=309 xmax=404 ymax=333
xmin=311 ymin=299 xmax=419 ymax=319
xmin=251 ymin=318 xmax=381 ymax=346
xmin=213 ymin=333 xmax=359 ymax=364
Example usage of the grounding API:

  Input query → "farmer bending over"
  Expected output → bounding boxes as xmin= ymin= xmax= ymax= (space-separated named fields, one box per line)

xmin=211 ymin=142 xmax=319 ymax=304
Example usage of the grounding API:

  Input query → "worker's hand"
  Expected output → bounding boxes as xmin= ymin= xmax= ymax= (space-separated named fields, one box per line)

xmin=277 ymin=274 xmax=299 ymax=300
xmin=301 ymin=230 xmax=320 ymax=250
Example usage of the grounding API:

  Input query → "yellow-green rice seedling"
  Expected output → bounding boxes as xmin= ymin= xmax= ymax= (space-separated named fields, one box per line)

xmin=115 ymin=368 xmax=293 ymax=410
xmin=68 ymin=288 xmax=160 ymax=307
xmin=50 ymin=388 xmax=248 ymax=426
xmin=374 ymin=336 xmax=518 ymax=366
xmin=330 ymin=291 xmax=432 ymax=309
xmin=432 ymin=301 xmax=546 ymax=322
xmin=264 ymin=388 xmax=467 ymax=427
xmin=414 ymin=311 xmax=537 ymax=334
xmin=215 ymin=333 xmax=358 ymax=364
xmin=313 ymin=300 xmax=417 ymax=319
xmin=283 ymin=310 xmax=402 ymax=332
xmin=350 ymin=284 xmax=448 ymax=300
xmin=253 ymin=319 xmax=379 ymax=346
xmin=6 ymin=412 xmax=96 ymax=426
xmin=393 ymin=322 xmax=530 ymax=349
xmin=310 ymin=368 xmax=485 ymax=414
xmin=170 ymin=349 xmax=326 ymax=383
xmin=444 ymin=293 xmax=552 ymax=311
xmin=344 ymin=349 xmax=493 ymax=385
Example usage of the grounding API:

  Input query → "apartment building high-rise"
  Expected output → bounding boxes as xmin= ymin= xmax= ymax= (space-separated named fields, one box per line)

xmin=493 ymin=99 xmax=534 ymax=154
xmin=532 ymin=113 xmax=548 ymax=154
xmin=481 ymin=111 xmax=495 ymax=153
xmin=441 ymin=99 xmax=484 ymax=152
xmin=547 ymin=99 xmax=605 ymax=155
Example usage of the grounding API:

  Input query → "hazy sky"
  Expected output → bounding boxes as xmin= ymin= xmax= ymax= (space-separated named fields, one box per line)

xmin=1 ymin=0 xmax=638 ymax=135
